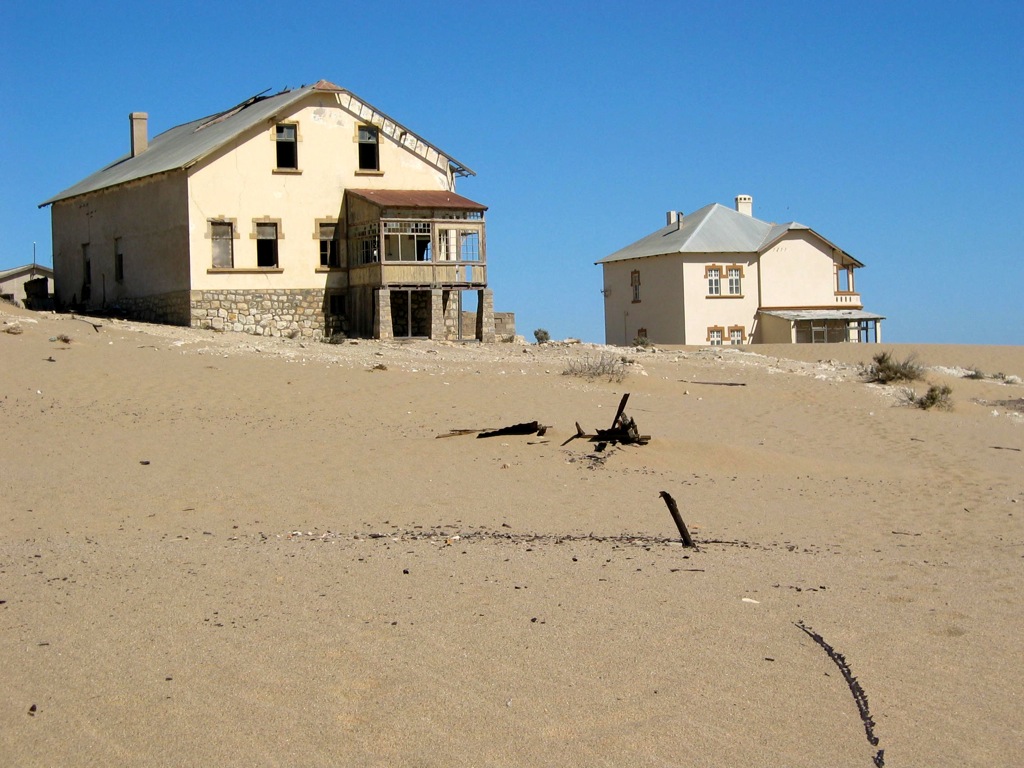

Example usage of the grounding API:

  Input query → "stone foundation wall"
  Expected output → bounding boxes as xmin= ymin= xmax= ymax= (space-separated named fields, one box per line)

xmin=189 ymin=289 xmax=326 ymax=339
xmin=115 ymin=291 xmax=192 ymax=326
xmin=462 ymin=311 xmax=515 ymax=340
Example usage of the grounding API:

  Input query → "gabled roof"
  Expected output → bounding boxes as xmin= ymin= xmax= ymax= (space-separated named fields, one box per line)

xmin=0 ymin=264 xmax=54 ymax=281
xmin=596 ymin=202 xmax=861 ymax=266
xmin=346 ymin=188 xmax=486 ymax=211
xmin=40 ymin=80 xmax=475 ymax=207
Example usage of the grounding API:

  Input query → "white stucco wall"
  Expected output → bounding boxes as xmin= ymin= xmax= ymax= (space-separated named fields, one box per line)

xmin=758 ymin=231 xmax=841 ymax=309
xmin=186 ymin=93 xmax=453 ymax=292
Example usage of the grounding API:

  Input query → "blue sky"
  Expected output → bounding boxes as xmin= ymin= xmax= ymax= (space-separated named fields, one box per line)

xmin=3 ymin=1 xmax=1021 ymax=344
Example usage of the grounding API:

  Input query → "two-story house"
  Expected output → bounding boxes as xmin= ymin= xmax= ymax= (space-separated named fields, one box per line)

xmin=597 ymin=196 xmax=884 ymax=346
xmin=40 ymin=80 xmax=497 ymax=341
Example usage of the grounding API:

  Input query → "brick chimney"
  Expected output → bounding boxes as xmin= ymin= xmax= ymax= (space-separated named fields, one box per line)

xmin=735 ymin=194 xmax=753 ymax=216
xmin=130 ymin=112 xmax=149 ymax=157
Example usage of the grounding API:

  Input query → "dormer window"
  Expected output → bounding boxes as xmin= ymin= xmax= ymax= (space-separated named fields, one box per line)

xmin=275 ymin=124 xmax=298 ymax=169
xmin=358 ymin=125 xmax=379 ymax=171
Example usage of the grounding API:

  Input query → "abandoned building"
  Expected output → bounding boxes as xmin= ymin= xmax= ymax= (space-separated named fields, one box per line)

xmin=0 ymin=263 xmax=54 ymax=309
xmin=40 ymin=80 xmax=510 ymax=341
xmin=597 ymin=195 xmax=884 ymax=346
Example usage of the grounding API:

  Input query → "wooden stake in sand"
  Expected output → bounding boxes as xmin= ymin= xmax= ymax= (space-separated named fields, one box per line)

xmin=659 ymin=491 xmax=696 ymax=548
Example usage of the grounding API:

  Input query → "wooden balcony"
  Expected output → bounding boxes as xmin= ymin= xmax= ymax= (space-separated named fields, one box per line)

xmin=349 ymin=261 xmax=487 ymax=288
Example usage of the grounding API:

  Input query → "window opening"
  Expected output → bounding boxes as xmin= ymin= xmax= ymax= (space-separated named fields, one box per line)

xmin=276 ymin=124 xmax=298 ymax=169
xmin=707 ymin=327 xmax=723 ymax=346
xmin=727 ymin=267 xmax=742 ymax=295
xmin=114 ymin=238 xmax=124 ymax=282
xmin=630 ymin=270 xmax=641 ymax=303
xmin=211 ymin=222 xmax=234 ymax=268
xmin=729 ymin=327 xmax=745 ymax=345
xmin=707 ymin=267 xmax=721 ymax=296
xmin=358 ymin=125 xmax=379 ymax=171
xmin=256 ymin=222 xmax=279 ymax=267
xmin=81 ymin=243 xmax=91 ymax=301
xmin=319 ymin=223 xmax=339 ymax=267
xmin=837 ymin=265 xmax=851 ymax=292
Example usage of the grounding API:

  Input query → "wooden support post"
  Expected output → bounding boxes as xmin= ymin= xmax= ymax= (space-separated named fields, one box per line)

xmin=659 ymin=491 xmax=695 ymax=548
xmin=611 ymin=393 xmax=630 ymax=429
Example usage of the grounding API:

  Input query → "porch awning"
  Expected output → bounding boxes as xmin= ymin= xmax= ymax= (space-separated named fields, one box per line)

xmin=759 ymin=309 xmax=886 ymax=322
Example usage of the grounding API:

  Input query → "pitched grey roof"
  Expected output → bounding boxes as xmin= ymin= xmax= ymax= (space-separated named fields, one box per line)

xmin=41 ymin=80 xmax=474 ymax=207
xmin=596 ymin=203 xmax=861 ymax=266
xmin=0 ymin=264 xmax=53 ymax=281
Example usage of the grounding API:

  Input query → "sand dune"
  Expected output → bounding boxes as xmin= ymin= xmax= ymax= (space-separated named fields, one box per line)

xmin=2 ymin=305 xmax=1022 ymax=766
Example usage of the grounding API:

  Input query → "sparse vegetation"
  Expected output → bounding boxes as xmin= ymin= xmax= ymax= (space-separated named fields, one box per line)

xmin=633 ymin=335 xmax=652 ymax=348
xmin=562 ymin=353 xmax=627 ymax=382
xmin=902 ymin=384 xmax=953 ymax=410
xmin=964 ymin=368 xmax=986 ymax=380
xmin=866 ymin=351 xmax=923 ymax=383
xmin=3 ymin=324 xmax=24 ymax=335
xmin=534 ymin=328 xmax=550 ymax=344
xmin=55 ymin=334 xmax=72 ymax=344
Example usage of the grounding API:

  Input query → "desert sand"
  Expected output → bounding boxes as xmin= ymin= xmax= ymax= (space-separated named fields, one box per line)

xmin=2 ymin=304 xmax=1022 ymax=767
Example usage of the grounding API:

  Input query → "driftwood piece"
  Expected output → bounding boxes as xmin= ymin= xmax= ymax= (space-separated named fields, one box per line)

xmin=436 ymin=429 xmax=485 ymax=439
xmin=561 ymin=394 xmax=649 ymax=447
xmin=659 ymin=491 xmax=696 ymax=548
xmin=680 ymin=380 xmax=747 ymax=387
xmin=477 ymin=422 xmax=541 ymax=439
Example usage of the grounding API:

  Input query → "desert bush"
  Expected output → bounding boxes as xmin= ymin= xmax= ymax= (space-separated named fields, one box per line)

xmin=633 ymin=335 xmax=652 ymax=348
xmin=55 ymin=334 xmax=72 ymax=344
xmin=964 ymin=368 xmax=985 ymax=380
xmin=902 ymin=384 xmax=953 ymax=410
xmin=534 ymin=328 xmax=550 ymax=344
xmin=867 ymin=351 xmax=923 ymax=383
xmin=562 ymin=353 xmax=627 ymax=383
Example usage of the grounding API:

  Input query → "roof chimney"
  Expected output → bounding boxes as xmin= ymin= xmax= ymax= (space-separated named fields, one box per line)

xmin=666 ymin=210 xmax=680 ymax=226
xmin=130 ymin=112 xmax=149 ymax=157
xmin=735 ymin=194 xmax=753 ymax=216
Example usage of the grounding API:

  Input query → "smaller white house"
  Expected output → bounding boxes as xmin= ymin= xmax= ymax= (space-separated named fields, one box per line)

xmin=597 ymin=196 xmax=884 ymax=346
xmin=0 ymin=264 xmax=54 ymax=309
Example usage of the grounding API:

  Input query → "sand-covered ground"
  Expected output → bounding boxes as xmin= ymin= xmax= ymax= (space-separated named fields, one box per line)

xmin=2 ymin=304 xmax=1022 ymax=766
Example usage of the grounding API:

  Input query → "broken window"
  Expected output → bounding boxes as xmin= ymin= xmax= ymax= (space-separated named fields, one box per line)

xmin=630 ymin=270 xmax=641 ymax=303
xmin=276 ymin=124 xmax=298 ymax=169
xmin=437 ymin=229 xmax=481 ymax=261
xmin=382 ymin=221 xmax=432 ymax=262
xmin=114 ymin=238 xmax=124 ymax=282
xmin=211 ymin=221 xmax=234 ymax=268
xmin=358 ymin=125 xmax=379 ymax=171
xmin=706 ymin=267 xmax=721 ymax=296
xmin=319 ymin=223 xmax=339 ymax=267
xmin=727 ymin=267 xmax=742 ymax=295
xmin=81 ymin=243 xmax=91 ymax=301
xmin=256 ymin=222 xmax=278 ymax=268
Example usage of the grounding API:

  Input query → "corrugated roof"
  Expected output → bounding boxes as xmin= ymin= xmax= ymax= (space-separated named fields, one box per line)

xmin=346 ymin=189 xmax=487 ymax=210
xmin=596 ymin=203 xmax=861 ymax=267
xmin=759 ymin=309 xmax=885 ymax=321
xmin=41 ymin=80 xmax=475 ymax=207
xmin=0 ymin=264 xmax=54 ymax=281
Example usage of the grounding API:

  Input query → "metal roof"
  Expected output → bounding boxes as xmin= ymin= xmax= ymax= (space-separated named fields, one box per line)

xmin=759 ymin=309 xmax=885 ymax=321
xmin=346 ymin=188 xmax=487 ymax=211
xmin=40 ymin=80 xmax=475 ymax=207
xmin=596 ymin=203 xmax=861 ymax=267
xmin=0 ymin=264 xmax=54 ymax=281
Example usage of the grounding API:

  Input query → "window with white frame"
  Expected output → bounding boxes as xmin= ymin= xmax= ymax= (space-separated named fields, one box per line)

xmin=708 ymin=327 xmax=723 ymax=346
xmin=707 ymin=267 xmax=721 ymax=296
xmin=729 ymin=327 xmax=745 ymax=345
xmin=727 ymin=266 xmax=742 ymax=295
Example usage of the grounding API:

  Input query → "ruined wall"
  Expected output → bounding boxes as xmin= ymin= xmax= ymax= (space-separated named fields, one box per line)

xmin=462 ymin=310 xmax=515 ymax=340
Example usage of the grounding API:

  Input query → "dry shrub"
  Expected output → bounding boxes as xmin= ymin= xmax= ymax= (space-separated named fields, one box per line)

xmin=867 ymin=351 xmax=923 ymax=383
xmin=3 ymin=324 xmax=23 ymax=335
xmin=56 ymin=334 xmax=72 ymax=344
xmin=534 ymin=328 xmax=550 ymax=344
xmin=902 ymin=384 xmax=953 ymax=410
xmin=562 ymin=353 xmax=627 ymax=382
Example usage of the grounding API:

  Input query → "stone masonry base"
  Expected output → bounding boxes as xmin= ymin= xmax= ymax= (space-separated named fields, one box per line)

xmin=189 ymin=289 xmax=326 ymax=339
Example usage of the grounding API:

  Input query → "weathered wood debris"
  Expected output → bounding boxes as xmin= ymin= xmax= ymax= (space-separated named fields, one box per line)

xmin=560 ymin=393 xmax=650 ymax=447
xmin=436 ymin=423 xmax=548 ymax=439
